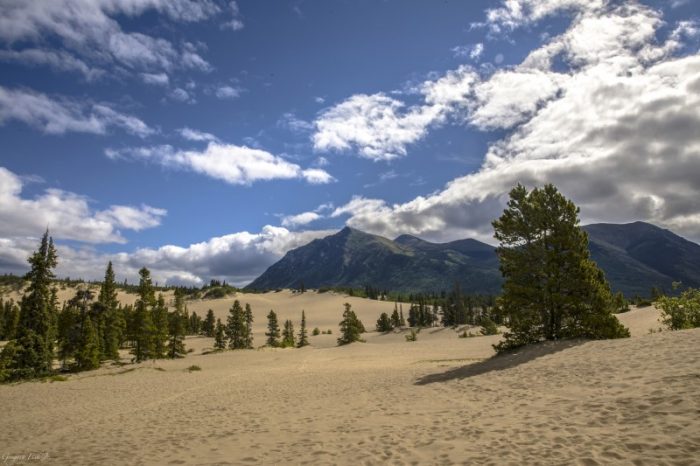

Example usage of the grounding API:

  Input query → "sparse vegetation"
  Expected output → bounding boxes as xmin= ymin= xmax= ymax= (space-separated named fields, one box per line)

xmin=337 ymin=303 xmax=365 ymax=345
xmin=186 ymin=365 xmax=201 ymax=372
xmin=657 ymin=288 xmax=700 ymax=330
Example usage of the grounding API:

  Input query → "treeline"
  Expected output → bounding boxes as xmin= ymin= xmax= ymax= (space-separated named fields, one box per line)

xmin=0 ymin=232 xmax=204 ymax=382
xmin=373 ymin=287 xmax=500 ymax=334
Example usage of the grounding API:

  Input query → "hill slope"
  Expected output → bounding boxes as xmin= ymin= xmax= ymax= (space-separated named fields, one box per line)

xmin=247 ymin=222 xmax=700 ymax=296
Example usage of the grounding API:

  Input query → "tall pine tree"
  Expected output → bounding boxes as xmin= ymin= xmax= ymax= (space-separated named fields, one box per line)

xmin=265 ymin=310 xmax=280 ymax=347
xmin=2 ymin=230 xmax=58 ymax=379
xmin=214 ymin=318 xmax=227 ymax=350
xmin=132 ymin=267 xmax=156 ymax=362
xmin=297 ymin=310 xmax=309 ymax=348
xmin=152 ymin=294 xmax=169 ymax=358
xmin=167 ymin=290 xmax=187 ymax=358
xmin=281 ymin=319 xmax=295 ymax=348
xmin=226 ymin=300 xmax=246 ymax=349
xmin=244 ymin=303 xmax=254 ymax=349
xmin=493 ymin=184 xmax=630 ymax=351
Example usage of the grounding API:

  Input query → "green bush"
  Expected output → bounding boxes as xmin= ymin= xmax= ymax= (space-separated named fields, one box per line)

xmin=187 ymin=365 xmax=202 ymax=372
xmin=312 ymin=327 xmax=320 ymax=336
xmin=405 ymin=329 xmax=418 ymax=342
xmin=658 ymin=288 xmax=700 ymax=330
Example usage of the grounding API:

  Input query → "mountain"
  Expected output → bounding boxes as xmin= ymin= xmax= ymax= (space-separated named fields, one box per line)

xmin=246 ymin=227 xmax=502 ymax=294
xmin=583 ymin=222 xmax=700 ymax=296
xmin=246 ymin=222 xmax=700 ymax=296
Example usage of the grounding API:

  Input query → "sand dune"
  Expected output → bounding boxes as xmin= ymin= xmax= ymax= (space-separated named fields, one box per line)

xmin=1 ymin=291 xmax=697 ymax=465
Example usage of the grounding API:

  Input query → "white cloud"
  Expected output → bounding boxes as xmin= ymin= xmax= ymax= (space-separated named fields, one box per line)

xmin=221 ymin=1 xmax=245 ymax=31
xmin=140 ymin=72 xmax=169 ymax=86
xmin=452 ymin=43 xmax=484 ymax=61
xmin=0 ymin=86 xmax=154 ymax=137
xmin=312 ymin=66 xmax=478 ymax=160
xmin=0 ymin=166 xmax=166 ymax=244
xmin=107 ymin=142 xmax=335 ymax=186
xmin=215 ymin=85 xmax=241 ymax=100
xmin=0 ymin=48 xmax=104 ymax=81
xmin=328 ymin=1 xmax=700 ymax=244
xmin=169 ymin=87 xmax=195 ymax=104
xmin=178 ymin=127 xmax=219 ymax=143
xmin=281 ymin=212 xmax=321 ymax=228
xmin=0 ymin=0 xmax=229 ymax=79
xmin=1 ymin=226 xmax=333 ymax=287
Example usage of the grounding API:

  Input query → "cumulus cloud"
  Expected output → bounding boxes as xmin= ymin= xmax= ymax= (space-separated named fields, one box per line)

xmin=0 ymin=86 xmax=154 ymax=136
xmin=313 ymin=66 xmax=477 ymax=160
xmin=452 ymin=43 xmax=484 ymax=60
xmin=107 ymin=142 xmax=335 ymax=186
xmin=328 ymin=1 xmax=700 ymax=244
xmin=0 ymin=166 xmax=166 ymax=244
xmin=0 ymin=0 xmax=230 ymax=79
xmin=281 ymin=212 xmax=321 ymax=228
xmin=214 ymin=85 xmax=242 ymax=100
xmin=178 ymin=127 xmax=220 ymax=143
xmin=1 ymin=226 xmax=333 ymax=287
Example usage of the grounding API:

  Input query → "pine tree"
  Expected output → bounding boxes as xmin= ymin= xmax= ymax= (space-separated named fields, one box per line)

xmin=167 ymin=291 xmax=187 ymax=358
xmin=265 ymin=310 xmax=280 ymax=347
xmin=376 ymin=312 xmax=393 ymax=332
xmin=3 ymin=230 xmax=58 ymax=379
xmin=390 ymin=303 xmax=401 ymax=328
xmin=152 ymin=294 xmax=169 ymax=358
xmin=132 ymin=267 xmax=156 ymax=362
xmin=57 ymin=301 xmax=80 ymax=368
xmin=214 ymin=318 xmax=227 ymax=350
xmin=203 ymin=309 xmax=216 ymax=337
xmin=98 ymin=262 xmax=124 ymax=361
xmin=281 ymin=319 xmax=295 ymax=347
xmin=226 ymin=300 xmax=246 ymax=349
xmin=75 ymin=312 xmax=101 ymax=371
xmin=338 ymin=303 xmax=365 ymax=345
xmin=492 ymin=184 xmax=630 ymax=352
xmin=399 ymin=305 xmax=406 ymax=327
xmin=297 ymin=310 xmax=309 ymax=347
xmin=244 ymin=303 xmax=254 ymax=349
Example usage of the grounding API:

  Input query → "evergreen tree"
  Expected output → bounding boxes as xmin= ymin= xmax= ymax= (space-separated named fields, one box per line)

xmin=132 ymin=267 xmax=156 ymax=362
xmin=244 ymin=303 xmax=254 ymax=349
xmin=338 ymin=303 xmax=365 ymax=345
xmin=75 ymin=312 xmax=101 ymax=371
xmin=98 ymin=262 xmax=124 ymax=361
xmin=399 ymin=305 xmax=406 ymax=327
xmin=297 ymin=310 xmax=309 ymax=348
xmin=214 ymin=318 xmax=227 ymax=350
xmin=265 ymin=310 xmax=280 ymax=347
xmin=57 ymin=301 xmax=80 ymax=368
xmin=376 ymin=312 xmax=393 ymax=332
xmin=226 ymin=300 xmax=247 ymax=349
xmin=492 ymin=184 xmax=630 ymax=352
xmin=203 ymin=309 xmax=216 ymax=337
xmin=2 ymin=230 xmax=58 ymax=379
xmin=152 ymin=294 xmax=169 ymax=358
xmin=0 ymin=299 xmax=19 ymax=341
xmin=390 ymin=303 xmax=401 ymax=328
xmin=188 ymin=311 xmax=202 ymax=335
xmin=281 ymin=319 xmax=295 ymax=347
xmin=167 ymin=291 xmax=187 ymax=358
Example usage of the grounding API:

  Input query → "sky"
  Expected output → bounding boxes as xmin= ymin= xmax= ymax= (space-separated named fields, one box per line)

xmin=0 ymin=0 xmax=699 ymax=286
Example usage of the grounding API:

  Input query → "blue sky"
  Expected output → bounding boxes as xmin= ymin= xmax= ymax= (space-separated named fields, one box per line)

xmin=1 ymin=0 xmax=699 ymax=286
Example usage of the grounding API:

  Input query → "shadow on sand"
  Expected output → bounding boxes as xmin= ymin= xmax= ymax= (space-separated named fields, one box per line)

xmin=415 ymin=339 xmax=586 ymax=385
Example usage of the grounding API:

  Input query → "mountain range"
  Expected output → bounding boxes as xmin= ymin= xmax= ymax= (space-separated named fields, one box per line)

xmin=246 ymin=222 xmax=700 ymax=296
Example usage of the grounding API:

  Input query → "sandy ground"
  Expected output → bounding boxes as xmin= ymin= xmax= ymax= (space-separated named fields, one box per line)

xmin=1 ymin=294 xmax=698 ymax=465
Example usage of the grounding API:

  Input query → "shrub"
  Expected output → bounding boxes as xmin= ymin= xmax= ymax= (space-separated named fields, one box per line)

xmin=405 ymin=329 xmax=418 ymax=342
xmin=312 ymin=327 xmax=320 ymax=336
xmin=186 ymin=365 xmax=202 ymax=372
xmin=657 ymin=288 xmax=700 ymax=330
xmin=479 ymin=317 xmax=499 ymax=335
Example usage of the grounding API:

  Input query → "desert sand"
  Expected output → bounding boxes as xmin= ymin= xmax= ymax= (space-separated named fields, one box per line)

xmin=1 ymin=292 xmax=698 ymax=465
